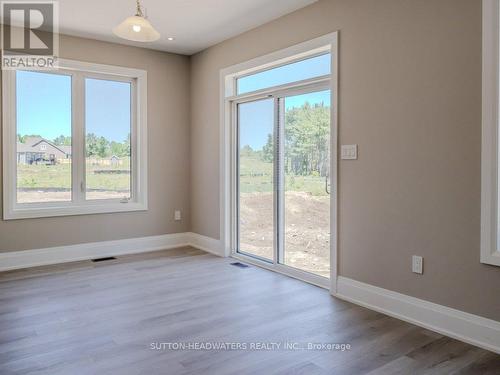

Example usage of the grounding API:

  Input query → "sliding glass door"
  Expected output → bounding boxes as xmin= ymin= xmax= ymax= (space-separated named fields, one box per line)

xmin=282 ymin=91 xmax=331 ymax=277
xmin=236 ymin=89 xmax=331 ymax=279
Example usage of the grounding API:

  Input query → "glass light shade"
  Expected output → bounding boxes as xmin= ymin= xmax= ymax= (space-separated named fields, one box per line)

xmin=113 ymin=15 xmax=160 ymax=42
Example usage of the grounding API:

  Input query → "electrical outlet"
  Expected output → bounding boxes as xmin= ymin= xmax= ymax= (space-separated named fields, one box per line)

xmin=412 ymin=255 xmax=423 ymax=274
xmin=174 ymin=210 xmax=181 ymax=221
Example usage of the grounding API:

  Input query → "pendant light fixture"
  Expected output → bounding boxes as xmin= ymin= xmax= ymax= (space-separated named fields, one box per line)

xmin=113 ymin=0 xmax=160 ymax=42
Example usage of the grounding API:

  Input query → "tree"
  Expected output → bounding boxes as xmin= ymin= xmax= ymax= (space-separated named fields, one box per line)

xmin=110 ymin=141 xmax=126 ymax=157
xmin=18 ymin=134 xmax=42 ymax=143
xmin=124 ymin=133 xmax=131 ymax=157
xmin=96 ymin=136 xmax=109 ymax=158
xmin=240 ymin=144 xmax=254 ymax=157
xmin=87 ymin=134 xmax=130 ymax=158
xmin=276 ymin=101 xmax=330 ymax=176
xmin=261 ymin=134 xmax=274 ymax=163
xmin=53 ymin=135 xmax=71 ymax=146
xmin=86 ymin=133 xmax=100 ymax=157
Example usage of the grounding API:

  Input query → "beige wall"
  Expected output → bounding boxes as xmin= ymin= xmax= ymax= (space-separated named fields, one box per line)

xmin=0 ymin=34 xmax=191 ymax=251
xmin=0 ymin=0 xmax=498 ymax=322
xmin=190 ymin=0 xmax=500 ymax=321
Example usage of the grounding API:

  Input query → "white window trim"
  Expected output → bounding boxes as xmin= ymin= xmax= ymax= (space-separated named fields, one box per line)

xmin=2 ymin=59 xmax=148 ymax=220
xmin=219 ymin=32 xmax=339 ymax=291
xmin=481 ymin=0 xmax=500 ymax=266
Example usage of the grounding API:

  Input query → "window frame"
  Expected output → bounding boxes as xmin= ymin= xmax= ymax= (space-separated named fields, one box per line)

xmin=481 ymin=0 xmax=500 ymax=266
xmin=2 ymin=59 xmax=148 ymax=220
xmin=219 ymin=32 xmax=338 ymax=291
xmin=235 ymin=51 xmax=331 ymax=95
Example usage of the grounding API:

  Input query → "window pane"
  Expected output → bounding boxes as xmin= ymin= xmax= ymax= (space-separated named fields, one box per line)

xmin=238 ymin=98 xmax=275 ymax=261
xmin=85 ymin=78 xmax=131 ymax=200
xmin=16 ymin=71 xmax=72 ymax=203
xmin=237 ymin=53 xmax=331 ymax=95
xmin=282 ymin=90 xmax=331 ymax=277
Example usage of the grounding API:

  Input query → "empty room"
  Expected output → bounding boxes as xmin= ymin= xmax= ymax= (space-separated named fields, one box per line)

xmin=0 ymin=0 xmax=499 ymax=374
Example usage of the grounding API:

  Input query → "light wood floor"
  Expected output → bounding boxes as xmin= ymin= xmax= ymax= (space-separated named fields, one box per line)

xmin=0 ymin=247 xmax=498 ymax=375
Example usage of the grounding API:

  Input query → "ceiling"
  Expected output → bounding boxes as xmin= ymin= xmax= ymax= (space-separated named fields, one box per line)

xmin=57 ymin=0 xmax=318 ymax=55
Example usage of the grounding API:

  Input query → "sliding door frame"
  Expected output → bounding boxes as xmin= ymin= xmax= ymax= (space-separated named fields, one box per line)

xmin=220 ymin=32 xmax=339 ymax=293
xmin=233 ymin=96 xmax=278 ymax=265
xmin=232 ymin=81 xmax=331 ymax=288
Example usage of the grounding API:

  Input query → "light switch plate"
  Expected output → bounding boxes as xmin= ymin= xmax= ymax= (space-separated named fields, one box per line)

xmin=341 ymin=144 xmax=358 ymax=160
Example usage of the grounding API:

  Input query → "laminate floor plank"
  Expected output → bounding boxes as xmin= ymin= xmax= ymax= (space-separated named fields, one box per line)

xmin=0 ymin=247 xmax=497 ymax=375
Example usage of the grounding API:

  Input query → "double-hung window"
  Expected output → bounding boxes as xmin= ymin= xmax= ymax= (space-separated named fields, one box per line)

xmin=481 ymin=0 xmax=500 ymax=266
xmin=2 ymin=59 xmax=148 ymax=219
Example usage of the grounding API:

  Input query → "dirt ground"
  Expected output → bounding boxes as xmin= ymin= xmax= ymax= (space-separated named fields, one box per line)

xmin=240 ymin=191 xmax=330 ymax=277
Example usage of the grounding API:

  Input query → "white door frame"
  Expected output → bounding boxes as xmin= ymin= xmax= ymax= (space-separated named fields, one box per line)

xmin=219 ymin=32 xmax=339 ymax=293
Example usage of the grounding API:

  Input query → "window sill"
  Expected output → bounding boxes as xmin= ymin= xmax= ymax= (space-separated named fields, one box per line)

xmin=3 ymin=201 xmax=148 ymax=220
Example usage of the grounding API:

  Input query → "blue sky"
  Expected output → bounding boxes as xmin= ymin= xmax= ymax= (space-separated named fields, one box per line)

xmin=85 ymin=78 xmax=131 ymax=142
xmin=16 ymin=71 xmax=131 ymax=143
xmin=239 ymin=98 xmax=274 ymax=151
xmin=17 ymin=71 xmax=72 ymax=141
xmin=240 ymin=90 xmax=330 ymax=150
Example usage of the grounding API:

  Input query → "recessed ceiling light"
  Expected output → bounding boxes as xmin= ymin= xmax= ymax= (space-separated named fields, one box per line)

xmin=167 ymin=37 xmax=175 ymax=41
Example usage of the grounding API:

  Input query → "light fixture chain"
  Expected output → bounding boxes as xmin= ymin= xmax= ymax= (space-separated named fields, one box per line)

xmin=135 ymin=0 xmax=144 ymax=17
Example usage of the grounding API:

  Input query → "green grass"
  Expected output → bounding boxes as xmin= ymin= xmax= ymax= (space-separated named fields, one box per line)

xmin=17 ymin=155 xmax=328 ymax=196
xmin=17 ymin=158 xmax=131 ymax=191
xmin=240 ymin=154 xmax=328 ymax=196
xmin=86 ymin=158 xmax=130 ymax=191
xmin=18 ymin=163 xmax=72 ymax=189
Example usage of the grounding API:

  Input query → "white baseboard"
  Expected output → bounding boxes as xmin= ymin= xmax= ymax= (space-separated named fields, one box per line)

xmin=186 ymin=232 xmax=224 ymax=257
xmin=0 ymin=233 xmax=192 ymax=272
xmin=335 ymin=276 xmax=500 ymax=354
xmin=0 ymin=232 xmax=225 ymax=272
